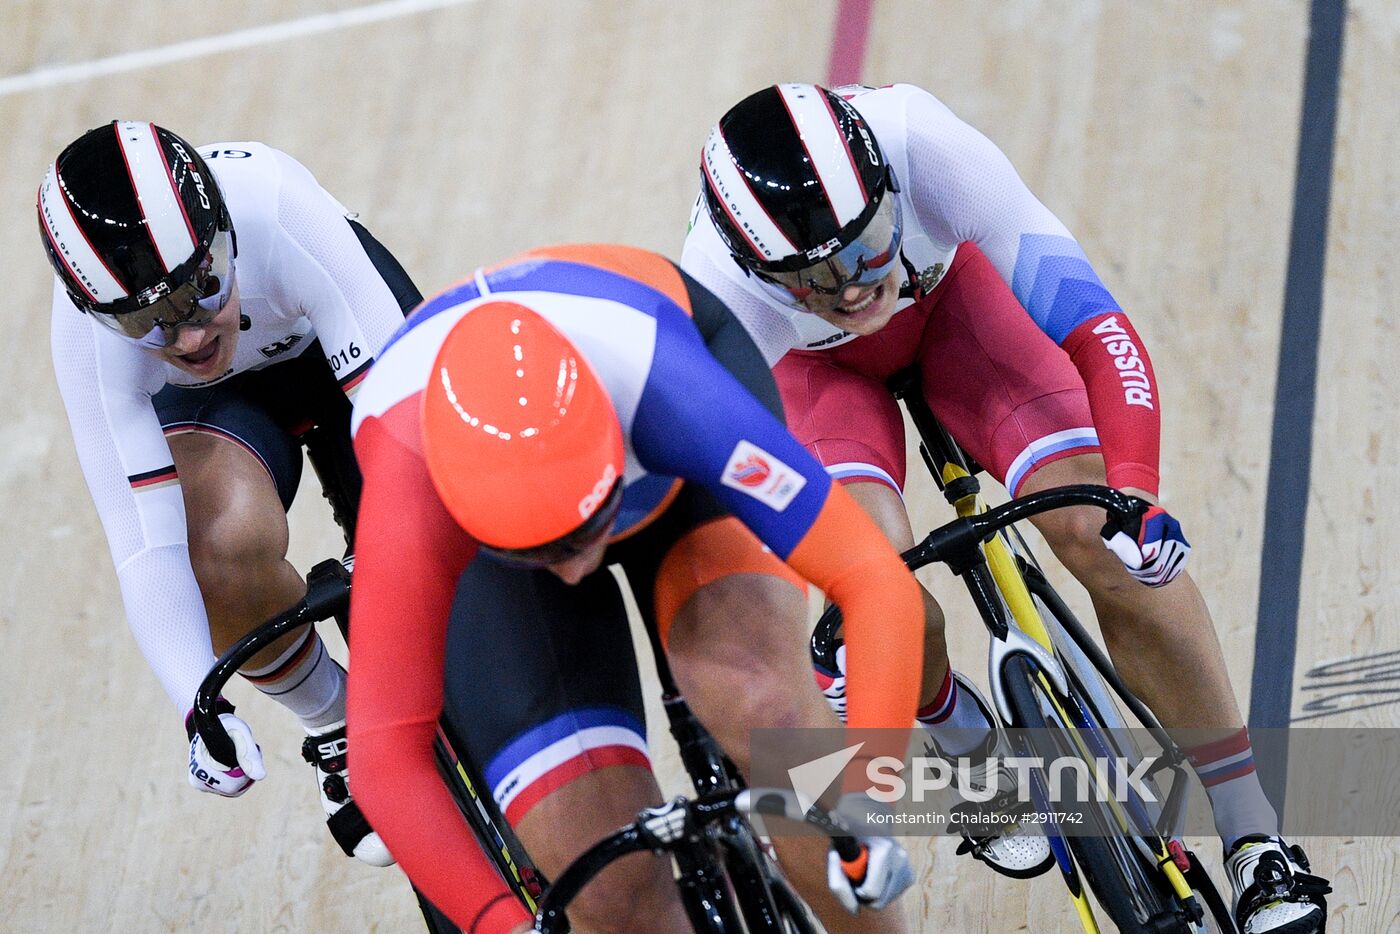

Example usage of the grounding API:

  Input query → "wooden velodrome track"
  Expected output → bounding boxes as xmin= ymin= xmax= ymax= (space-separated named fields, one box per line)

xmin=2 ymin=0 xmax=1395 ymax=929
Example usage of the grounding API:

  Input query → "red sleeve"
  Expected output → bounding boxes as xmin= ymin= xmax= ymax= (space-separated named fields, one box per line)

xmin=1060 ymin=312 xmax=1162 ymax=496
xmin=348 ymin=410 xmax=530 ymax=934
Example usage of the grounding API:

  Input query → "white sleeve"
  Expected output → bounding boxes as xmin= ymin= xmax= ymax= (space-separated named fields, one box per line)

xmin=265 ymin=149 xmax=410 ymax=395
xmin=900 ymin=86 xmax=1076 ymax=285
xmin=679 ymin=212 xmax=802 ymax=368
xmin=50 ymin=288 xmax=217 ymax=712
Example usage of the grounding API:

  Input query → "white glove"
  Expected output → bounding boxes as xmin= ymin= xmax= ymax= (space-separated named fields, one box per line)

xmin=186 ymin=702 xmax=266 ymax=797
xmin=1101 ymin=504 xmax=1191 ymax=587
xmin=827 ymin=836 xmax=915 ymax=914
xmin=826 ymin=794 xmax=915 ymax=914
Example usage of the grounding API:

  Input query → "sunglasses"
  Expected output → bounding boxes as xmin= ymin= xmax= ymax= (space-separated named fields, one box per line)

xmin=751 ymin=190 xmax=903 ymax=315
xmin=91 ymin=228 xmax=237 ymax=348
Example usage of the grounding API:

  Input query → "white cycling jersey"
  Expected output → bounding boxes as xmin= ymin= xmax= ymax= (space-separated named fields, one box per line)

xmin=681 ymin=83 xmax=1086 ymax=366
xmin=50 ymin=142 xmax=406 ymax=709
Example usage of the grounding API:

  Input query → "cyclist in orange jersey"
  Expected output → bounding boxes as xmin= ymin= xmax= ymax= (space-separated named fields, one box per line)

xmin=349 ymin=245 xmax=925 ymax=933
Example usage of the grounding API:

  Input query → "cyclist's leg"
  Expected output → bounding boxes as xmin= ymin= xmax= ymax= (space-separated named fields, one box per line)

xmin=156 ymin=383 xmax=309 ymax=670
xmin=919 ymin=243 xmax=1278 ymax=845
xmin=624 ymin=494 xmax=907 ymax=934
xmin=1017 ymin=458 xmax=1284 ymax=845
xmin=159 ymin=364 xmax=391 ymax=865
xmin=443 ymin=556 xmax=686 ymax=934
xmin=772 ymin=350 xmax=951 ymax=711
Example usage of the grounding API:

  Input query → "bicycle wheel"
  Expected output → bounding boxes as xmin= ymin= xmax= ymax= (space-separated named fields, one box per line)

xmin=1001 ymin=653 xmax=1188 ymax=932
xmin=720 ymin=826 xmax=818 ymax=934
xmin=1019 ymin=573 xmax=1236 ymax=932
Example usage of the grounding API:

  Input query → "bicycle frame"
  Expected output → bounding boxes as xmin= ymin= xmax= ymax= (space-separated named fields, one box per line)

xmin=888 ymin=367 xmax=1209 ymax=930
xmin=534 ymin=788 xmax=853 ymax=934
xmin=194 ymin=556 xmax=820 ymax=932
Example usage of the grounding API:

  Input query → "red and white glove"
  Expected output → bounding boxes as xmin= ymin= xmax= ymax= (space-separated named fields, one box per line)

xmin=185 ymin=699 xmax=266 ymax=797
xmin=827 ymin=837 xmax=915 ymax=914
xmin=1101 ymin=504 xmax=1191 ymax=587
xmin=813 ymin=640 xmax=847 ymax=723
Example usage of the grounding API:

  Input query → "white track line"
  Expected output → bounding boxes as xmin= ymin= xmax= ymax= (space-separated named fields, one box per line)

xmin=0 ymin=0 xmax=480 ymax=98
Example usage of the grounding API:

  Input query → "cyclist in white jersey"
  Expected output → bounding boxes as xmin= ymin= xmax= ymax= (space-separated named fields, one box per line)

xmin=41 ymin=122 xmax=416 ymax=866
xmin=682 ymin=84 xmax=1331 ymax=932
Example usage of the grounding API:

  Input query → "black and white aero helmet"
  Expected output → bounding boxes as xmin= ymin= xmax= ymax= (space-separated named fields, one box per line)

xmin=700 ymin=83 xmax=901 ymax=303
xmin=38 ymin=121 xmax=233 ymax=333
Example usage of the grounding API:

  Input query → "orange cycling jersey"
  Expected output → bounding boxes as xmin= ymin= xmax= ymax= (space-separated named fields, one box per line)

xmin=347 ymin=245 xmax=922 ymax=932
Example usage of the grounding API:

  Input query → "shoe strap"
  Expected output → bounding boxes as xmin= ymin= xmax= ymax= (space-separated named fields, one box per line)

xmin=326 ymin=799 xmax=376 ymax=858
xmin=302 ymin=728 xmax=349 ymax=768
xmin=1233 ymin=844 xmax=1332 ymax=931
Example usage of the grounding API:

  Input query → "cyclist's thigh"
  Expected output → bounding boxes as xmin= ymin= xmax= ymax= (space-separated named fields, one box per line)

xmin=918 ymin=242 xmax=1100 ymax=496
xmin=774 ymin=351 xmax=907 ymax=494
xmin=235 ymin=343 xmax=365 ymax=512
xmin=441 ymin=557 xmax=652 ymax=867
xmin=154 ymin=381 xmax=303 ymax=513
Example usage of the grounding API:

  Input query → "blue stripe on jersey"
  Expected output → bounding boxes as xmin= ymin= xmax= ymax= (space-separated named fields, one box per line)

xmin=1010 ymin=233 xmax=1121 ymax=344
xmin=379 ymin=277 xmax=484 ymax=355
xmin=483 ymin=706 xmax=646 ymax=790
xmin=630 ymin=294 xmax=831 ymax=559
xmin=613 ymin=472 xmax=678 ymax=538
xmin=382 ymin=258 xmax=685 ymax=355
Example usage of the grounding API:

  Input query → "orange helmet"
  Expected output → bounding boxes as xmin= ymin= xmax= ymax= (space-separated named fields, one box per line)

xmin=421 ymin=301 xmax=626 ymax=565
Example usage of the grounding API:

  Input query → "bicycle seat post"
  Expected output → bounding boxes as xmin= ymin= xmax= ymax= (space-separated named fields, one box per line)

xmin=885 ymin=366 xmax=983 ymax=498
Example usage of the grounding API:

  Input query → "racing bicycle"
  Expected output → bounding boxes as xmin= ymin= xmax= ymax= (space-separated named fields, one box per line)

xmin=810 ymin=367 xmax=1236 ymax=933
xmin=193 ymin=558 xmax=835 ymax=932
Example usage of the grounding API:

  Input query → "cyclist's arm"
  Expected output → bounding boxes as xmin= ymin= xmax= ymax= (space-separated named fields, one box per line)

xmin=901 ymin=86 xmax=1162 ymax=495
xmin=50 ymin=288 xmax=219 ymax=709
xmin=640 ymin=272 xmax=923 ymax=733
xmin=264 ymin=148 xmax=409 ymax=401
xmin=348 ymin=407 xmax=531 ymax=934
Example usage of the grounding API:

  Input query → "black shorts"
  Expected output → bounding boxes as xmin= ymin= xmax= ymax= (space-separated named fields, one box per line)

xmin=152 ymin=219 xmax=419 ymax=511
xmin=442 ymin=483 xmax=729 ymax=827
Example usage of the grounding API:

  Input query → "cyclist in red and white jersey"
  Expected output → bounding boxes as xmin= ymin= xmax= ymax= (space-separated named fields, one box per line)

xmin=682 ymin=84 xmax=1330 ymax=931
xmin=349 ymin=244 xmax=925 ymax=933
xmin=42 ymin=122 xmax=419 ymax=865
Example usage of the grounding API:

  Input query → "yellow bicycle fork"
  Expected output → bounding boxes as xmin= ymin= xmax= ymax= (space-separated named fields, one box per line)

xmin=940 ymin=464 xmax=1194 ymax=929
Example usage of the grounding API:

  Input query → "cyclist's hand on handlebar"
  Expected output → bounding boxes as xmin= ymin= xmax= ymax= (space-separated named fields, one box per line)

xmin=185 ymin=702 xmax=266 ymax=797
xmin=826 ymin=794 xmax=915 ymax=914
xmin=827 ymin=836 xmax=915 ymax=914
xmin=1101 ymin=503 xmax=1191 ymax=587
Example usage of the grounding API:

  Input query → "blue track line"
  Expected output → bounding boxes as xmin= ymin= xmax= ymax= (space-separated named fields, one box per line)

xmin=1248 ymin=0 xmax=1347 ymax=812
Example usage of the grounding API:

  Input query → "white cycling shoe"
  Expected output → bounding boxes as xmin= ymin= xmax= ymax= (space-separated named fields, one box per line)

xmin=1226 ymin=835 xmax=1329 ymax=933
xmin=926 ymin=674 xmax=1055 ymax=879
xmin=813 ymin=653 xmax=1053 ymax=879
xmin=302 ymin=720 xmax=395 ymax=867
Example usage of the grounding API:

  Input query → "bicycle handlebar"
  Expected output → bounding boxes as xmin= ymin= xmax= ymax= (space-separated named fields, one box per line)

xmin=533 ymin=788 xmax=858 ymax=933
xmin=191 ymin=558 xmax=352 ymax=767
xmin=904 ymin=484 xmax=1147 ymax=574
